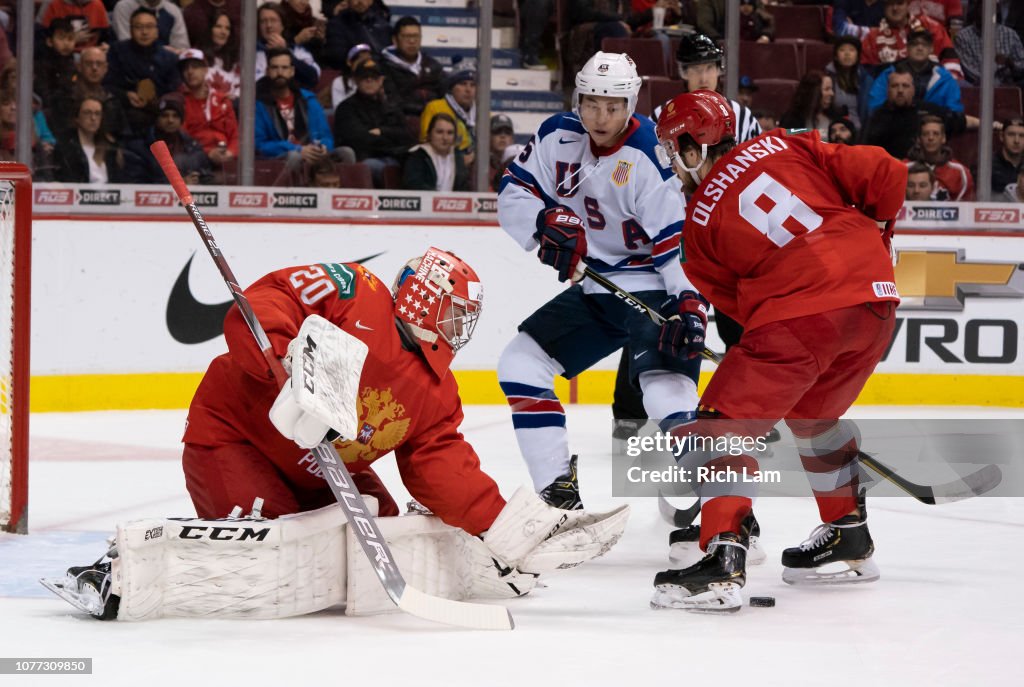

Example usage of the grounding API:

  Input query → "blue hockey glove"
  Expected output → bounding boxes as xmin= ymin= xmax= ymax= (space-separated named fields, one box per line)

xmin=658 ymin=291 xmax=709 ymax=360
xmin=534 ymin=206 xmax=587 ymax=282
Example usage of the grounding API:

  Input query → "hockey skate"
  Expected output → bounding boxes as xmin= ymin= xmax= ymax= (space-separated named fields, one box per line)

xmin=40 ymin=555 xmax=120 ymax=620
xmin=651 ymin=532 xmax=747 ymax=613
xmin=539 ymin=455 xmax=583 ymax=510
xmin=782 ymin=506 xmax=879 ymax=585
xmin=668 ymin=513 xmax=766 ymax=567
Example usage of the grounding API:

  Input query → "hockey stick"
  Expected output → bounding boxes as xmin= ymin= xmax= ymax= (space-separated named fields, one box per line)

xmin=657 ymin=492 xmax=701 ymax=528
xmin=586 ymin=272 xmax=1004 ymax=510
xmin=581 ymin=266 xmax=723 ymax=364
xmin=150 ymin=141 xmax=513 ymax=631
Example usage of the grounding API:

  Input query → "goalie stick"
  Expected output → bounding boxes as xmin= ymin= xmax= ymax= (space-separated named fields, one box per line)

xmin=149 ymin=141 xmax=513 ymax=631
xmin=585 ymin=271 xmax=1004 ymax=511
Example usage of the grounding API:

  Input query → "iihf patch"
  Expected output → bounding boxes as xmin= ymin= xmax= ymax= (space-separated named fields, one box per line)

xmin=356 ymin=423 xmax=376 ymax=445
xmin=872 ymin=281 xmax=899 ymax=298
xmin=612 ymin=160 xmax=633 ymax=186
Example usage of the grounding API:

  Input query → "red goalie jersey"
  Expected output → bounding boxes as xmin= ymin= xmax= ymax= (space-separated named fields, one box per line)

xmin=182 ymin=261 xmax=505 ymax=535
xmin=682 ymin=129 xmax=906 ymax=331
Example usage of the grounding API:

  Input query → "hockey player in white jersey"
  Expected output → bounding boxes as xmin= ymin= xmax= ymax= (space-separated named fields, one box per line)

xmin=496 ymin=52 xmax=702 ymax=508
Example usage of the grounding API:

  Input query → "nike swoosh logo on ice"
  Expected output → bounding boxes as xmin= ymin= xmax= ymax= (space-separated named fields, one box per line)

xmin=166 ymin=251 xmax=385 ymax=344
xmin=355 ymin=320 xmax=373 ymax=331
xmin=559 ymin=137 xmax=578 ymax=144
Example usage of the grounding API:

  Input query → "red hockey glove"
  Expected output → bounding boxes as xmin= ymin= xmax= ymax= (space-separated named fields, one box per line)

xmin=534 ymin=206 xmax=587 ymax=283
xmin=658 ymin=291 xmax=709 ymax=360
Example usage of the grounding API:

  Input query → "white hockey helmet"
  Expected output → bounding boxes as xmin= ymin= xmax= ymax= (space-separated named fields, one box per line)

xmin=573 ymin=51 xmax=643 ymax=124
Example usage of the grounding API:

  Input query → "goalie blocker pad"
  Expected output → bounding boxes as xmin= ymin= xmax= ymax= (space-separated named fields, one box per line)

xmin=270 ymin=314 xmax=369 ymax=447
xmin=106 ymin=499 xmax=534 ymax=621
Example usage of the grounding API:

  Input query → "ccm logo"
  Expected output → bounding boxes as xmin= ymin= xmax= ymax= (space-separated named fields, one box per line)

xmin=974 ymin=208 xmax=1020 ymax=224
xmin=34 ymin=189 xmax=73 ymax=205
xmin=432 ymin=197 xmax=471 ymax=213
xmin=178 ymin=525 xmax=270 ymax=541
xmin=333 ymin=195 xmax=372 ymax=210
xmin=229 ymin=192 xmax=268 ymax=208
xmin=135 ymin=191 xmax=175 ymax=207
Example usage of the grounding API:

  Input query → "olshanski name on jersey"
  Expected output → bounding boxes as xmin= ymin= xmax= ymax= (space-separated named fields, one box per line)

xmin=690 ymin=135 xmax=789 ymax=227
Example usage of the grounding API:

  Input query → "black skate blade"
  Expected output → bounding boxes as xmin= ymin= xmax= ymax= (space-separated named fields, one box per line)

xmin=658 ymin=493 xmax=700 ymax=527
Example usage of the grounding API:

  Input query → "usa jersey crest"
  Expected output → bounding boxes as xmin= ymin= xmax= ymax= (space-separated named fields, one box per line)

xmin=611 ymin=160 xmax=632 ymax=186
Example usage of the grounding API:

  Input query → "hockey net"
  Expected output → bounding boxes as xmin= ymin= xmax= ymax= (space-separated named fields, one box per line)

xmin=0 ymin=163 xmax=30 ymax=534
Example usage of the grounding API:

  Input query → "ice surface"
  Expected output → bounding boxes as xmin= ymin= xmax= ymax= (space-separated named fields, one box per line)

xmin=2 ymin=406 xmax=1021 ymax=686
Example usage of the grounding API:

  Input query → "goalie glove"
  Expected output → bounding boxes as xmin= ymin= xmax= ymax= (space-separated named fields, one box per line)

xmin=657 ymin=291 xmax=709 ymax=360
xmin=534 ymin=205 xmax=587 ymax=283
xmin=268 ymin=315 xmax=368 ymax=449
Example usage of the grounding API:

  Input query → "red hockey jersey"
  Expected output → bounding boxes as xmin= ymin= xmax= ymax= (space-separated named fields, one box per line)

xmin=183 ymin=262 xmax=505 ymax=535
xmin=682 ymin=129 xmax=905 ymax=331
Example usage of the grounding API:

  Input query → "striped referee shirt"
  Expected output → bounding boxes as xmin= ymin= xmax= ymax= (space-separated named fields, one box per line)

xmin=651 ymin=97 xmax=762 ymax=144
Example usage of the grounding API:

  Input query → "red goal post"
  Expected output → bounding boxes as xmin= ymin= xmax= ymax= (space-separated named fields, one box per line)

xmin=0 ymin=163 xmax=30 ymax=534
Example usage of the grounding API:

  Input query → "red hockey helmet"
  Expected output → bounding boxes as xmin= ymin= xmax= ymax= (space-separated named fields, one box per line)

xmin=392 ymin=247 xmax=483 ymax=379
xmin=655 ymin=90 xmax=735 ymax=175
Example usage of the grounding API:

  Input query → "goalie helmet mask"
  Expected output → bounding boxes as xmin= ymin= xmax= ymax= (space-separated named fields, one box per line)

xmin=392 ymin=247 xmax=483 ymax=379
xmin=573 ymin=51 xmax=643 ymax=127
xmin=655 ymin=89 xmax=735 ymax=183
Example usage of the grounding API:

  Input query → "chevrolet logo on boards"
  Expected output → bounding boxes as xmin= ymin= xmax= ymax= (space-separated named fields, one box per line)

xmin=894 ymin=250 xmax=1024 ymax=311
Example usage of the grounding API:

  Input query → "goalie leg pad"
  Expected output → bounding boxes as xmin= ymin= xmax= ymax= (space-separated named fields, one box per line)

xmin=482 ymin=486 xmax=577 ymax=568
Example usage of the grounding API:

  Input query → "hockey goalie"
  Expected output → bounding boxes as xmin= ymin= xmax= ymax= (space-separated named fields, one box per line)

xmin=42 ymin=247 xmax=629 ymax=621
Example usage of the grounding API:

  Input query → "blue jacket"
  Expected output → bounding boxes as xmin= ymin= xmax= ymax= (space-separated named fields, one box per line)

xmin=254 ymin=80 xmax=334 ymax=159
xmin=868 ymin=62 xmax=964 ymax=115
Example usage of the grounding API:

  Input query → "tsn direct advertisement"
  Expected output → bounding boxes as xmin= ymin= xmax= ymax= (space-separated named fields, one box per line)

xmin=28 ymin=188 xmax=1024 ymax=410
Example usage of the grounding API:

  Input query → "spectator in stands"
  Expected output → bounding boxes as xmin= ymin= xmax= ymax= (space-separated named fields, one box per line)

xmin=909 ymin=1 xmax=962 ymax=35
xmin=104 ymin=6 xmax=181 ymax=136
xmin=0 ymin=88 xmax=56 ymax=172
xmin=324 ymin=0 xmax=392 ymax=70
xmin=780 ymin=71 xmax=843 ymax=141
xmin=905 ymin=161 xmax=935 ymax=199
xmin=307 ymin=158 xmax=342 ymax=188
xmin=178 ymin=49 xmax=238 ymax=167
xmin=738 ymin=0 xmax=773 ymax=43
xmin=183 ymin=0 xmax=241 ymax=48
xmin=201 ymin=9 xmax=241 ymax=100
xmin=255 ymin=48 xmax=353 ymax=173
xmin=861 ymin=0 xmax=963 ymax=80
xmin=404 ymin=112 xmax=469 ymax=192
xmin=1001 ymin=0 xmax=1024 ymax=46
xmin=862 ymin=64 xmax=964 ymax=157
xmin=34 ymin=18 xmax=78 ymax=118
xmin=569 ymin=0 xmax=631 ymax=53
xmin=905 ymin=114 xmax=974 ymax=200
xmin=112 ymin=1 xmax=189 ymax=52
xmin=380 ymin=17 xmax=445 ymax=117
xmin=695 ymin=0 xmax=726 ymax=41
xmin=256 ymin=3 xmax=321 ymax=92
xmin=832 ymin=0 xmax=886 ymax=39
xmin=333 ymin=59 xmax=415 ymax=187
xmin=829 ymin=116 xmax=858 ymax=144
xmin=826 ymin=35 xmax=872 ymax=129
xmin=53 ymin=96 xmax=131 ymax=183
xmin=992 ymin=117 xmax=1024 ymax=195
xmin=330 ymin=43 xmax=373 ymax=109
xmin=39 ymin=0 xmax=112 ymax=51
xmin=280 ymin=0 xmax=326 ymax=65
xmin=754 ymin=109 xmax=778 ymax=132
xmin=420 ymin=70 xmax=477 ymax=168
xmin=954 ymin=3 xmax=1024 ymax=87
xmin=520 ymin=0 xmax=552 ymax=69
xmin=488 ymin=113 xmax=520 ymax=189
xmin=736 ymin=75 xmax=757 ymax=109
xmin=1004 ymin=167 xmax=1024 ymax=202
xmin=128 ymin=93 xmax=213 ymax=184
xmin=867 ymin=29 xmax=964 ymax=114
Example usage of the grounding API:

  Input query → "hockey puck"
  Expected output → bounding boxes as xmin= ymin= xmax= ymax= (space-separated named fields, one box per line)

xmin=749 ymin=596 xmax=775 ymax=607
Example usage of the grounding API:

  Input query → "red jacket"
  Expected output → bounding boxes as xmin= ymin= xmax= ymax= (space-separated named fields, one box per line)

xmin=861 ymin=12 xmax=963 ymax=78
xmin=183 ymin=262 xmax=505 ymax=535
xmin=683 ymin=129 xmax=905 ymax=331
xmin=181 ymin=86 xmax=239 ymax=155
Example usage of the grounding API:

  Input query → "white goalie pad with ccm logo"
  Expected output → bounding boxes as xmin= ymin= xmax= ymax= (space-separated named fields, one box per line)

xmin=101 ymin=500 xmax=533 ymax=621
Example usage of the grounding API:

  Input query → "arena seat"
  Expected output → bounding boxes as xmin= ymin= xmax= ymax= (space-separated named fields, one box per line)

xmin=770 ymin=4 xmax=827 ymax=41
xmin=739 ymin=41 xmax=801 ymax=81
xmin=601 ymin=37 xmax=670 ymax=78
